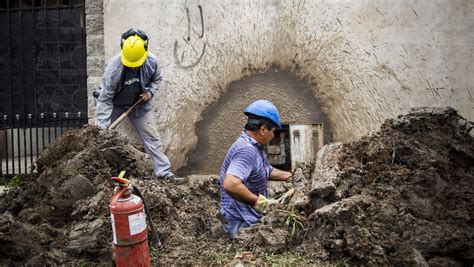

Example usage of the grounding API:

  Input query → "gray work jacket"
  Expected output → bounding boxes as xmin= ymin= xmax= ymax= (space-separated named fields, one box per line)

xmin=94 ymin=52 xmax=162 ymax=128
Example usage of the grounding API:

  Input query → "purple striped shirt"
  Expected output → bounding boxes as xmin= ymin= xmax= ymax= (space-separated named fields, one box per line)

xmin=219 ymin=131 xmax=273 ymax=225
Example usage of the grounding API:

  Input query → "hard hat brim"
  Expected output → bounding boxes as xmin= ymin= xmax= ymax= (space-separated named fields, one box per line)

xmin=244 ymin=99 xmax=282 ymax=129
xmin=121 ymin=50 xmax=148 ymax=67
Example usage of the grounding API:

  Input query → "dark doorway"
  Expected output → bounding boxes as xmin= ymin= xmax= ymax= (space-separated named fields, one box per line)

xmin=0 ymin=0 xmax=87 ymax=177
xmin=0 ymin=0 xmax=87 ymax=126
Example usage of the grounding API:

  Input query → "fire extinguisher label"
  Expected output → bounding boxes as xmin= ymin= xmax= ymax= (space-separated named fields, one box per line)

xmin=111 ymin=214 xmax=117 ymax=244
xmin=129 ymin=211 xmax=147 ymax=235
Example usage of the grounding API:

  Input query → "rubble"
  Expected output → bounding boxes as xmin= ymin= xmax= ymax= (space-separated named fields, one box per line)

xmin=0 ymin=107 xmax=472 ymax=265
xmin=303 ymin=107 xmax=473 ymax=264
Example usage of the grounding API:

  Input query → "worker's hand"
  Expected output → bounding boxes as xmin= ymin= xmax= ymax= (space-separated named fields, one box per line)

xmin=285 ymin=172 xmax=293 ymax=183
xmin=140 ymin=91 xmax=152 ymax=102
xmin=253 ymin=194 xmax=276 ymax=213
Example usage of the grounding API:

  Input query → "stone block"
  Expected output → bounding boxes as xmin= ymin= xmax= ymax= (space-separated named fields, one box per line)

xmin=86 ymin=34 xmax=105 ymax=57
xmin=87 ymin=56 xmax=105 ymax=76
xmin=310 ymin=143 xmax=344 ymax=200
xmin=87 ymin=76 xmax=102 ymax=92
xmin=85 ymin=0 xmax=103 ymax=15
xmin=86 ymin=13 xmax=104 ymax=35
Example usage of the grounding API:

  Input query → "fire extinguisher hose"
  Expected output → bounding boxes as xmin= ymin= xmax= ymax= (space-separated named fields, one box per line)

xmin=132 ymin=185 xmax=162 ymax=249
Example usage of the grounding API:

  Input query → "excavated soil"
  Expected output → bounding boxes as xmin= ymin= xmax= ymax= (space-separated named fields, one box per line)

xmin=0 ymin=107 xmax=472 ymax=265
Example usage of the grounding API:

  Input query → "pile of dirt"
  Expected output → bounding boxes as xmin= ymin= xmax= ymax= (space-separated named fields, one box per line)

xmin=0 ymin=127 xmax=155 ymax=265
xmin=302 ymin=107 xmax=474 ymax=265
xmin=0 ymin=107 xmax=472 ymax=265
xmin=0 ymin=126 xmax=228 ymax=265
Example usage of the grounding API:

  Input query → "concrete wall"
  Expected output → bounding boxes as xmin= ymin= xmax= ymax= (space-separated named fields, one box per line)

xmin=182 ymin=67 xmax=333 ymax=174
xmin=98 ymin=0 xmax=473 ymax=173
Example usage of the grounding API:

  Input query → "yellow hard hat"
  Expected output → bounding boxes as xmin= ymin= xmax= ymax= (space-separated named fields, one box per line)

xmin=120 ymin=28 xmax=149 ymax=67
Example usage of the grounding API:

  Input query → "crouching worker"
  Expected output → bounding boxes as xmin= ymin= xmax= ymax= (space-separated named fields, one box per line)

xmin=94 ymin=28 xmax=185 ymax=183
xmin=219 ymin=99 xmax=293 ymax=238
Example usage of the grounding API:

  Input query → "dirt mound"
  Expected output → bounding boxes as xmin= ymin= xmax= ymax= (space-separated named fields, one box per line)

xmin=0 ymin=126 xmax=227 ymax=265
xmin=0 ymin=126 xmax=155 ymax=265
xmin=0 ymin=107 xmax=472 ymax=265
xmin=305 ymin=107 xmax=473 ymax=265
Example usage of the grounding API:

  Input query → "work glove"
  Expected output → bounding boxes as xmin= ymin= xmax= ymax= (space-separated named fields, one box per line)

xmin=252 ymin=194 xmax=277 ymax=213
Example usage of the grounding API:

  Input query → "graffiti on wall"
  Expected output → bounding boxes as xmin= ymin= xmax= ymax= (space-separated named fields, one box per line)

xmin=173 ymin=5 xmax=206 ymax=69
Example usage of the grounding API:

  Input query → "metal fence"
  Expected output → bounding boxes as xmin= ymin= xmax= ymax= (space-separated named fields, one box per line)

xmin=0 ymin=112 xmax=87 ymax=178
xmin=0 ymin=1 xmax=88 ymax=180
xmin=0 ymin=2 xmax=88 ymax=126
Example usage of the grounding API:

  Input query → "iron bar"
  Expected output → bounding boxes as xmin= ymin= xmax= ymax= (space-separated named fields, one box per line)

xmin=65 ymin=112 xmax=69 ymax=132
xmin=10 ymin=114 xmax=15 ymax=175
xmin=77 ymin=112 xmax=81 ymax=128
xmin=28 ymin=114 xmax=33 ymax=173
xmin=41 ymin=113 xmax=45 ymax=150
xmin=58 ymin=112 xmax=61 ymax=137
xmin=16 ymin=114 xmax=20 ymax=174
xmin=35 ymin=113 xmax=39 ymax=161
xmin=2 ymin=115 xmax=7 ymax=175
xmin=23 ymin=114 xmax=27 ymax=174
xmin=52 ymin=112 xmax=56 ymax=142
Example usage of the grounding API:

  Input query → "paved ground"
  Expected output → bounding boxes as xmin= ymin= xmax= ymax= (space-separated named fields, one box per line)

xmin=0 ymin=185 xmax=7 ymax=197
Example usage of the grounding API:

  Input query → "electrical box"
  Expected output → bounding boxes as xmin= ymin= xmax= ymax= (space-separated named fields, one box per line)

xmin=266 ymin=124 xmax=324 ymax=171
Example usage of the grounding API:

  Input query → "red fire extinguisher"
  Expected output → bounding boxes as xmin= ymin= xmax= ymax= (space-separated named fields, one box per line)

xmin=109 ymin=174 xmax=153 ymax=266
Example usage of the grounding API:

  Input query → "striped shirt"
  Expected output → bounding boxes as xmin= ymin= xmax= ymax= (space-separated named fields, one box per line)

xmin=219 ymin=131 xmax=273 ymax=225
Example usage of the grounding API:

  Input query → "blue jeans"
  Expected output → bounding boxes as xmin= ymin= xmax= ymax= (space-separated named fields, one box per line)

xmin=111 ymin=107 xmax=173 ymax=178
xmin=222 ymin=219 xmax=256 ymax=239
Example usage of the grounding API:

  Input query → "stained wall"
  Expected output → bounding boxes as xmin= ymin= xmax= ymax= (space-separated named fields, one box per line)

xmin=96 ymin=0 xmax=473 ymax=172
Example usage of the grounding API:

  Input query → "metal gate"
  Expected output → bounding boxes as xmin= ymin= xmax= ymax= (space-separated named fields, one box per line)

xmin=0 ymin=0 xmax=88 ymax=178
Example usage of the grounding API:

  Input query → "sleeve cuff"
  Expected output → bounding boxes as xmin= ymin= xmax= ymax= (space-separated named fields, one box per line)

xmin=251 ymin=193 xmax=259 ymax=208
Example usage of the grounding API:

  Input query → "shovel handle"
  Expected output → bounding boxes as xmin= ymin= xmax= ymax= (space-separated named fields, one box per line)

xmin=108 ymin=96 xmax=144 ymax=130
xmin=276 ymin=188 xmax=295 ymax=204
xmin=108 ymin=112 xmax=128 ymax=130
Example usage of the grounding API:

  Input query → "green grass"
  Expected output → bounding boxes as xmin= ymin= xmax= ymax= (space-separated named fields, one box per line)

xmin=284 ymin=207 xmax=305 ymax=239
xmin=7 ymin=175 xmax=20 ymax=188
xmin=264 ymin=252 xmax=319 ymax=265
xmin=211 ymin=252 xmax=234 ymax=265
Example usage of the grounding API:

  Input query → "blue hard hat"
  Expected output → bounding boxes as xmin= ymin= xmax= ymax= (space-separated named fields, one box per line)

xmin=244 ymin=99 xmax=282 ymax=129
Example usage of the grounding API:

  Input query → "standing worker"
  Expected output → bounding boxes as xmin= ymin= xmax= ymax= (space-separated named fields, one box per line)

xmin=94 ymin=28 xmax=184 ymax=183
xmin=219 ymin=99 xmax=293 ymax=238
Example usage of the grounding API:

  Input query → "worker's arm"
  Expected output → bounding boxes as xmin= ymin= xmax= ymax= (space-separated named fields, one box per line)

xmin=223 ymin=174 xmax=258 ymax=205
xmin=143 ymin=54 xmax=162 ymax=98
xmin=95 ymin=55 xmax=121 ymax=128
xmin=269 ymin=167 xmax=292 ymax=181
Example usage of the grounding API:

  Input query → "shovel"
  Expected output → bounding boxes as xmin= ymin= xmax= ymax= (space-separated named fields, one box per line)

xmin=261 ymin=188 xmax=296 ymax=214
xmin=275 ymin=188 xmax=295 ymax=205
xmin=108 ymin=96 xmax=144 ymax=130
